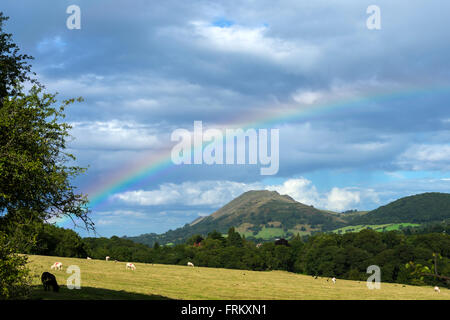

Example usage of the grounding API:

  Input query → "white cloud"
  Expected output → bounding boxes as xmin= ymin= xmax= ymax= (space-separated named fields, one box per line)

xmin=124 ymin=98 xmax=159 ymax=110
xmin=266 ymin=178 xmax=380 ymax=211
xmin=265 ymin=178 xmax=321 ymax=205
xmin=162 ymin=21 xmax=321 ymax=72
xmin=113 ymin=187 xmax=181 ymax=206
xmin=69 ymin=120 xmax=162 ymax=150
xmin=96 ymin=210 xmax=146 ymax=218
xmin=113 ymin=177 xmax=380 ymax=212
xmin=112 ymin=180 xmax=261 ymax=207
xmin=292 ymin=90 xmax=323 ymax=105
xmin=96 ymin=219 xmax=114 ymax=226
xmin=325 ymin=187 xmax=360 ymax=212
xmin=37 ymin=36 xmax=67 ymax=54
xmin=397 ymin=144 xmax=450 ymax=170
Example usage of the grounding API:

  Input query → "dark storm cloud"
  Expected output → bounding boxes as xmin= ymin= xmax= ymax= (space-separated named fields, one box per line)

xmin=4 ymin=1 xmax=449 ymax=125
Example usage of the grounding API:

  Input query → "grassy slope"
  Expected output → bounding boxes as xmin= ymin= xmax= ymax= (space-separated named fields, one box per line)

xmin=27 ymin=255 xmax=449 ymax=300
xmin=351 ymin=192 xmax=450 ymax=225
xmin=240 ymin=227 xmax=310 ymax=240
xmin=331 ymin=223 xmax=421 ymax=234
xmin=240 ymin=223 xmax=419 ymax=239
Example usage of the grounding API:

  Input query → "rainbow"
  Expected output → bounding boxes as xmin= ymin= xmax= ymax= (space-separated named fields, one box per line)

xmin=57 ymin=82 xmax=450 ymax=226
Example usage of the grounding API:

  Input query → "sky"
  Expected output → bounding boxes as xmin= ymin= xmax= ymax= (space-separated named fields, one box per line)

xmin=1 ymin=1 xmax=449 ymax=237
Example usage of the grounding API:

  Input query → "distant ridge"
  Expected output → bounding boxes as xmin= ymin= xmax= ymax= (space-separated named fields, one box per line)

xmin=350 ymin=192 xmax=450 ymax=225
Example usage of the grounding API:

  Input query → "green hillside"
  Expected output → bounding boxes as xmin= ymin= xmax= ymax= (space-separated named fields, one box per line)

xmin=332 ymin=223 xmax=421 ymax=234
xmin=350 ymin=192 xmax=450 ymax=225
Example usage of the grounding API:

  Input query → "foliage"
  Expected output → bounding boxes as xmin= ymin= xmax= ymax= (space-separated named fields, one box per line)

xmin=0 ymin=13 xmax=36 ymax=100
xmin=24 ymin=223 xmax=90 ymax=258
xmin=0 ymin=232 xmax=31 ymax=299
xmin=0 ymin=86 xmax=91 ymax=232
xmin=83 ymin=235 xmax=155 ymax=263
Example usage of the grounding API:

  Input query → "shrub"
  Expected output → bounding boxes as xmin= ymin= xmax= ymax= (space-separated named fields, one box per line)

xmin=0 ymin=232 xmax=31 ymax=299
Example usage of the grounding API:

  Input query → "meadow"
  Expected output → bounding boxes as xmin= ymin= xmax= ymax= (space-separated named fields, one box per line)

xmin=233 ymin=224 xmax=421 ymax=241
xmin=331 ymin=223 xmax=421 ymax=234
xmin=27 ymin=255 xmax=449 ymax=300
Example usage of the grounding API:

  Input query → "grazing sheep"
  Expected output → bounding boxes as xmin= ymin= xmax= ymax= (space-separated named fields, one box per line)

xmin=332 ymin=277 xmax=336 ymax=284
xmin=106 ymin=256 xmax=110 ymax=261
xmin=434 ymin=286 xmax=440 ymax=293
xmin=274 ymin=238 xmax=289 ymax=246
xmin=87 ymin=257 xmax=92 ymax=260
xmin=126 ymin=263 xmax=136 ymax=270
xmin=187 ymin=262 xmax=194 ymax=267
xmin=50 ymin=262 xmax=62 ymax=271
xmin=41 ymin=272 xmax=59 ymax=292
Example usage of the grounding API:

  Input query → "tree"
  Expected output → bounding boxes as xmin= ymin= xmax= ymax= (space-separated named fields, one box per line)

xmin=405 ymin=253 xmax=450 ymax=285
xmin=0 ymin=86 xmax=92 ymax=235
xmin=227 ymin=227 xmax=243 ymax=247
xmin=0 ymin=13 xmax=36 ymax=102
xmin=186 ymin=234 xmax=204 ymax=246
xmin=29 ymin=223 xmax=89 ymax=258
xmin=0 ymin=12 xmax=91 ymax=233
xmin=0 ymin=13 xmax=91 ymax=298
xmin=207 ymin=230 xmax=225 ymax=241
xmin=0 ymin=233 xmax=31 ymax=299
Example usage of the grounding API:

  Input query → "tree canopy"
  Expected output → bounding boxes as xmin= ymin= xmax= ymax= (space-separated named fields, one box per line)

xmin=0 ymin=12 xmax=92 ymax=235
xmin=0 ymin=13 xmax=36 ymax=101
xmin=0 ymin=12 xmax=92 ymax=299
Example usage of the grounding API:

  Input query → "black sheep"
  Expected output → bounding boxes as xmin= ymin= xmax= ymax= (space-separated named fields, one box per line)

xmin=41 ymin=272 xmax=60 ymax=292
xmin=274 ymin=238 xmax=290 ymax=246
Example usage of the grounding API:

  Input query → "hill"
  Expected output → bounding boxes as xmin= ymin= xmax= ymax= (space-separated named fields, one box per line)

xmin=27 ymin=255 xmax=450 ymax=300
xmin=127 ymin=190 xmax=346 ymax=246
xmin=350 ymin=192 xmax=450 ymax=225
xmin=126 ymin=191 xmax=450 ymax=246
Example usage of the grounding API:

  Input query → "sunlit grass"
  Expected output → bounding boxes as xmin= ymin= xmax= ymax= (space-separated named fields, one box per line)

xmin=27 ymin=254 xmax=449 ymax=300
xmin=332 ymin=223 xmax=421 ymax=234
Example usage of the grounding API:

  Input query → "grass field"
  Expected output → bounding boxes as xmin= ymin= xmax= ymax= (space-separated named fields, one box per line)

xmin=26 ymin=255 xmax=449 ymax=300
xmin=240 ymin=226 xmax=310 ymax=240
xmin=238 ymin=223 xmax=421 ymax=241
xmin=332 ymin=223 xmax=421 ymax=234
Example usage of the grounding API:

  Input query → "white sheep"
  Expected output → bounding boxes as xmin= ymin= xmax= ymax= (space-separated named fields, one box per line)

xmin=126 ymin=263 xmax=136 ymax=270
xmin=187 ymin=262 xmax=194 ymax=267
xmin=434 ymin=286 xmax=440 ymax=293
xmin=50 ymin=262 xmax=62 ymax=271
